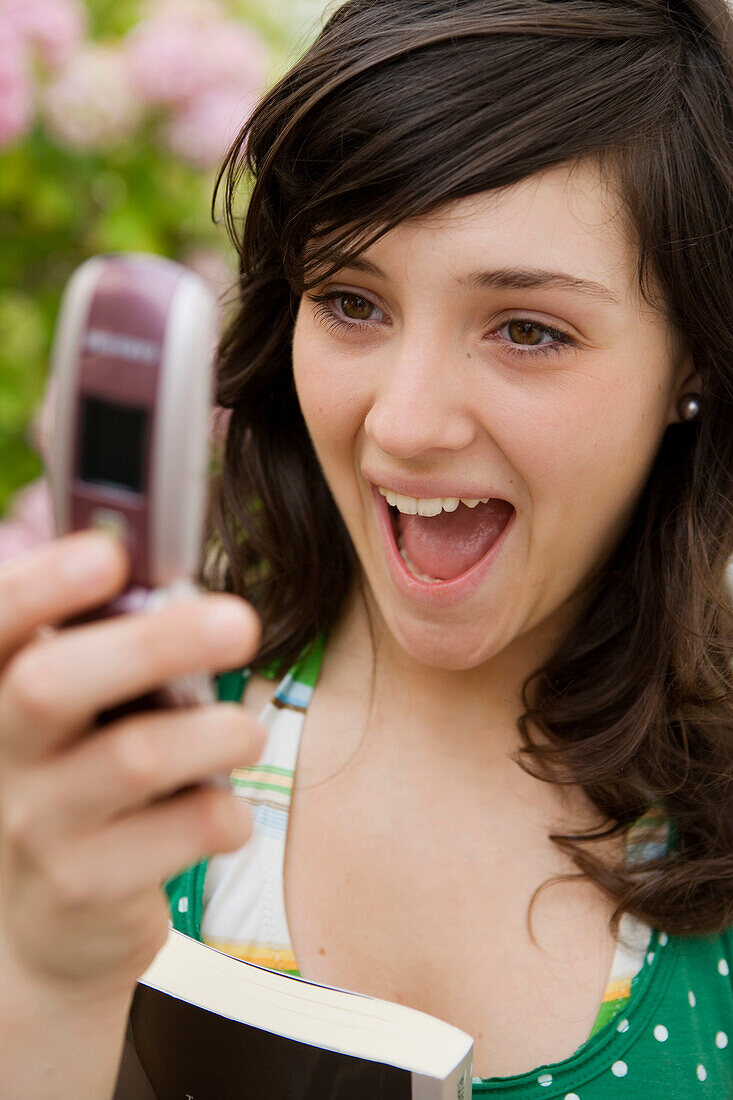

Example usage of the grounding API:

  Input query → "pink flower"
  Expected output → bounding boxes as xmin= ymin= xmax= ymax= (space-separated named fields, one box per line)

xmin=0 ymin=0 xmax=88 ymax=71
xmin=194 ymin=22 xmax=269 ymax=98
xmin=124 ymin=16 xmax=207 ymax=109
xmin=124 ymin=14 xmax=268 ymax=111
xmin=0 ymin=23 xmax=33 ymax=148
xmin=41 ymin=43 xmax=142 ymax=150
xmin=0 ymin=478 xmax=55 ymax=564
xmin=123 ymin=9 xmax=269 ymax=167
xmin=162 ymin=85 xmax=258 ymax=169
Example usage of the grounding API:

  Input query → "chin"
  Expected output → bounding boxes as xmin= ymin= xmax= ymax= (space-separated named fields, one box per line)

xmin=382 ymin=613 xmax=514 ymax=671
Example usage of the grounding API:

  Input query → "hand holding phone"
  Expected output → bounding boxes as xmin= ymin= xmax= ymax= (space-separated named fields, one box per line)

xmin=0 ymin=255 xmax=266 ymax=1093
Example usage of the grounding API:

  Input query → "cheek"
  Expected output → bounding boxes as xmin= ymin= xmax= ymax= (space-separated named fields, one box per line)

xmin=494 ymin=360 xmax=668 ymax=578
xmin=292 ymin=324 xmax=370 ymax=444
xmin=493 ymin=349 xmax=664 ymax=485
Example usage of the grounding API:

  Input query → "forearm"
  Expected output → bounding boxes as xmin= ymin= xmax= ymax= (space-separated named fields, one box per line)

xmin=0 ymin=938 xmax=132 ymax=1100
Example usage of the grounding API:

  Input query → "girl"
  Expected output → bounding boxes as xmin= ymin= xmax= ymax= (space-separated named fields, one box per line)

xmin=0 ymin=0 xmax=731 ymax=1096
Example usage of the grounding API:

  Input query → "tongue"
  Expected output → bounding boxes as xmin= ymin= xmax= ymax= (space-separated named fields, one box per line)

xmin=400 ymin=500 xmax=513 ymax=580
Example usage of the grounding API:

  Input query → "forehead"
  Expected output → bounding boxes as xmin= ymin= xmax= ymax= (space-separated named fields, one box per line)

xmin=332 ymin=159 xmax=642 ymax=309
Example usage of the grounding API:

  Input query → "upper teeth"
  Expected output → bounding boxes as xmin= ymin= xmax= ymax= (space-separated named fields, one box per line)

xmin=379 ymin=487 xmax=491 ymax=517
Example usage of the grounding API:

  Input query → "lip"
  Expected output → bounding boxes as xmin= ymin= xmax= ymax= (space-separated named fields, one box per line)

xmin=363 ymin=471 xmax=513 ymax=505
xmin=370 ymin=483 xmax=514 ymax=609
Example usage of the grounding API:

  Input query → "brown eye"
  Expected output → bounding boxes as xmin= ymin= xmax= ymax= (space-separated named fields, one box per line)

xmin=340 ymin=294 xmax=374 ymax=320
xmin=507 ymin=320 xmax=547 ymax=346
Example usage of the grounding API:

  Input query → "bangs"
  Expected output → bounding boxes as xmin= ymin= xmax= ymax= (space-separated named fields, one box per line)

xmin=234 ymin=8 xmax=677 ymax=293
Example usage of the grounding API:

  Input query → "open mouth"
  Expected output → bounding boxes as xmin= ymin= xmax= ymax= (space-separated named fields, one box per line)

xmin=385 ymin=498 xmax=515 ymax=584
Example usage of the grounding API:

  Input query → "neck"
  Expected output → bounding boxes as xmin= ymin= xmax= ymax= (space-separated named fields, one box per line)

xmin=323 ymin=577 xmax=578 ymax=773
xmin=314 ymin=578 xmax=614 ymax=845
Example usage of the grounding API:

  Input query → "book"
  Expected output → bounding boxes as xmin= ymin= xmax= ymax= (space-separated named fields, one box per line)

xmin=113 ymin=926 xmax=474 ymax=1099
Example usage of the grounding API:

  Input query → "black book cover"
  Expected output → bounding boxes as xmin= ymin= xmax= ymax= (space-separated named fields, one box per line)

xmin=115 ymin=981 xmax=414 ymax=1100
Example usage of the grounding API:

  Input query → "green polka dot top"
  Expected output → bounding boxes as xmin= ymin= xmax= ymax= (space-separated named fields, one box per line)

xmin=470 ymin=929 xmax=733 ymax=1097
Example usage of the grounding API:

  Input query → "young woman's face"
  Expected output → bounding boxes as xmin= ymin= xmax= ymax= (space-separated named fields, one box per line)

xmin=291 ymin=160 xmax=694 ymax=670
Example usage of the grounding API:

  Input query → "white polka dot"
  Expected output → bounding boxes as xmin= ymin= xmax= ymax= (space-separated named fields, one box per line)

xmin=646 ymin=951 xmax=655 ymax=964
xmin=565 ymin=1094 xmax=580 ymax=1100
xmin=718 ymin=958 xmax=729 ymax=977
xmin=611 ymin=1061 xmax=628 ymax=1077
xmin=537 ymin=1073 xmax=553 ymax=1087
xmin=617 ymin=1018 xmax=630 ymax=1033
xmin=659 ymin=931 xmax=668 ymax=945
xmin=653 ymin=1024 xmax=668 ymax=1042
xmin=688 ymin=990 xmax=696 ymax=1007
xmin=715 ymin=1031 xmax=728 ymax=1049
xmin=177 ymin=897 xmax=189 ymax=913
xmin=696 ymin=1064 xmax=707 ymax=1082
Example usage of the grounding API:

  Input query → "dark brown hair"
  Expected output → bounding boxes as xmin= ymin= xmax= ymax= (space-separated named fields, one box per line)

xmin=203 ymin=0 xmax=733 ymax=937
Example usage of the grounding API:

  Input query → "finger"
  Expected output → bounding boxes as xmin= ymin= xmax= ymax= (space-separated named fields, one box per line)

xmin=0 ymin=531 xmax=129 ymax=670
xmin=25 ymin=703 xmax=266 ymax=835
xmin=41 ymin=783 xmax=255 ymax=910
xmin=0 ymin=593 xmax=261 ymax=763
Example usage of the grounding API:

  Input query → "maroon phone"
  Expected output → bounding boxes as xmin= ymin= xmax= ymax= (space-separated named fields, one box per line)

xmin=46 ymin=253 xmax=227 ymax=780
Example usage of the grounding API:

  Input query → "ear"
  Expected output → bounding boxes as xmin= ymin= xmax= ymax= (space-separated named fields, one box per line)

xmin=666 ymin=352 xmax=702 ymax=426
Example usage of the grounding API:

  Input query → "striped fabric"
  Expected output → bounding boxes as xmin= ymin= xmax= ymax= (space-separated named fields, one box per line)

xmin=200 ymin=633 xmax=326 ymax=975
xmin=199 ymin=630 xmax=665 ymax=1037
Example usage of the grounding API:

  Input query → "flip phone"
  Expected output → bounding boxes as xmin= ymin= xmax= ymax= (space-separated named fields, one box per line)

xmin=46 ymin=253 xmax=229 ymax=784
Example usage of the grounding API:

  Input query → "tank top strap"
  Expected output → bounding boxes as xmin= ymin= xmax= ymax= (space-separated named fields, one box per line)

xmin=164 ymin=631 xmax=327 ymax=942
xmin=271 ymin=629 xmax=328 ymax=709
xmin=197 ymin=630 xmax=328 ymax=969
xmin=226 ymin=629 xmax=328 ymax=800
xmin=588 ymin=801 xmax=672 ymax=1037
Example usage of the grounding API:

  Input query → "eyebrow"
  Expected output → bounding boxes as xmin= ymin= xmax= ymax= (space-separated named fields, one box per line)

xmin=335 ymin=257 xmax=622 ymax=307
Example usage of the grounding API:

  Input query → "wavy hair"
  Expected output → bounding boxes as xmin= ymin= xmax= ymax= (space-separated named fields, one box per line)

xmin=201 ymin=0 xmax=733 ymax=937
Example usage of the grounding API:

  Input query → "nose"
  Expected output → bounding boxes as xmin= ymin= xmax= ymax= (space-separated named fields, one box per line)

xmin=363 ymin=334 xmax=477 ymax=459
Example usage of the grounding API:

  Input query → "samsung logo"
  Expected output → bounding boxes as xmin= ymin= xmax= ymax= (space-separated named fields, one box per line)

xmin=84 ymin=328 xmax=160 ymax=364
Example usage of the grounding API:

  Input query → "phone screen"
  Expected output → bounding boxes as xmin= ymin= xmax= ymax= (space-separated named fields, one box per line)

xmin=79 ymin=395 xmax=148 ymax=494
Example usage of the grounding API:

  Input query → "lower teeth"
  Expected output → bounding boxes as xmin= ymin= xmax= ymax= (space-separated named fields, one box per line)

xmin=396 ymin=528 xmax=441 ymax=584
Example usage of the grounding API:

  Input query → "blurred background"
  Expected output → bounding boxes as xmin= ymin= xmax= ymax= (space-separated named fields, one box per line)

xmin=0 ymin=0 xmax=332 ymax=555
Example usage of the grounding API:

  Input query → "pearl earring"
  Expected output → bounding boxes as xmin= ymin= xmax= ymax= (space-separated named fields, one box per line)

xmin=677 ymin=393 xmax=701 ymax=422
